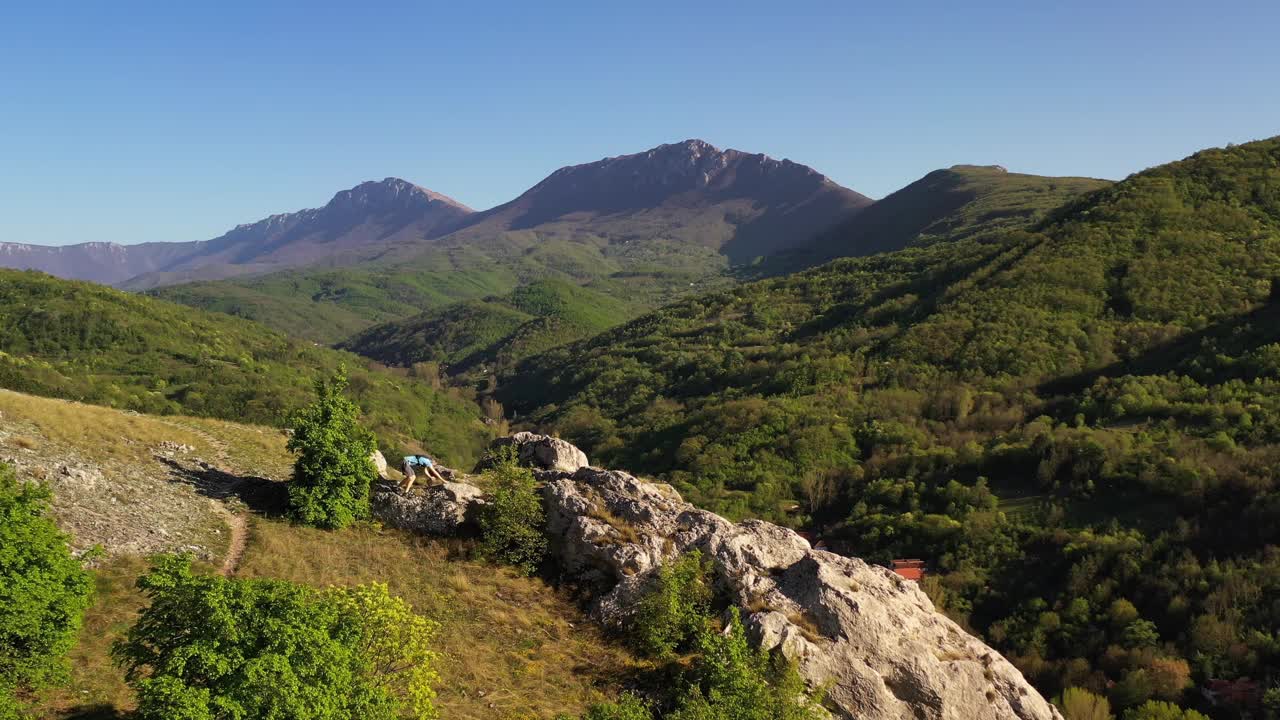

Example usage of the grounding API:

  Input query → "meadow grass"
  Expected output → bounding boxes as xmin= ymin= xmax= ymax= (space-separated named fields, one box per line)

xmin=238 ymin=518 xmax=639 ymax=719
xmin=5 ymin=389 xmax=639 ymax=719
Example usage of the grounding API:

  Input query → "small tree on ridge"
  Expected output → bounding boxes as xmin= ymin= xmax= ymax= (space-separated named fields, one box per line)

xmin=287 ymin=367 xmax=377 ymax=529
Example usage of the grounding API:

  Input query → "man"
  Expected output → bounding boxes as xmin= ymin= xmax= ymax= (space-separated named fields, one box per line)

xmin=400 ymin=454 xmax=445 ymax=492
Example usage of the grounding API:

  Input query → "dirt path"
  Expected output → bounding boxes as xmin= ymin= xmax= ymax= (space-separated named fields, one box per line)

xmin=214 ymin=504 xmax=249 ymax=576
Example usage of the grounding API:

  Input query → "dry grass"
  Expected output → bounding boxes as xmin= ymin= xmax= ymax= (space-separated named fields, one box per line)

xmin=0 ymin=390 xmax=210 ymax=464
xmin=25 ymin=556 xmax=150 ymax=718
xmin=585 ymin=496 xmax=642 ymax=546
xmin=238 ymin=518 xmax=639 ymax=719
xmin=10 ymin=434 xmax=38 ymax=450
xmin=27 ymin=518 xmax=641 ymax=720
xmin=5 ymin=390 xmax=638 ymax=718
xmin=0 ymin=389 xmax=291 ymax=477
xmin=786 ymin=610 xmax=827 ymax=644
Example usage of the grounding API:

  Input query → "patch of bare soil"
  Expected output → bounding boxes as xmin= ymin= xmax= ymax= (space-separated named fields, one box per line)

xmin=0 ymin=411 xmax=284 ymax=566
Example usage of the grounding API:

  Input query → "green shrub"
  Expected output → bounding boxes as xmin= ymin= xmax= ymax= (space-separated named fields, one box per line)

xmin=564 ymin=693 xmax=653 ymax=720
xmin=631 ymin=551 xmax=712 ymax=659
xmin=669 ymin=608 xmax=825 ymax=720
xmin=1122 ymin=701 xmax=1209 ymax=720
xmin=0 ymin=463 xmax=93 ymax=711
xmin=113 ymin=555 xmax=439 ymax=720
xmin=1059 ymin=687 xmax=1114 ymax=720
xmin=479 ymin=450 xmax=547 ymax=575
xmin=287 ymin=367 xmax=378 ymax=529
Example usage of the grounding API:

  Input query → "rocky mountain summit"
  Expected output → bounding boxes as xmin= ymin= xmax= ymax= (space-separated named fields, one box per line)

xmin=371 ymin=434 xmax=1060 ymax=720
xmin=3 ymin=139 xmax=869 ymax=290
xmin=440 ymin=139 xmax=872 ymax=262
xmin=0 ymin=178 xmax=474 ymax=287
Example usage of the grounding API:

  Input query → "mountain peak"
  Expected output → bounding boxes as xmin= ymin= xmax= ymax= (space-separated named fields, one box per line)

xmin=328 ymin=178 xmax=473 ymax=213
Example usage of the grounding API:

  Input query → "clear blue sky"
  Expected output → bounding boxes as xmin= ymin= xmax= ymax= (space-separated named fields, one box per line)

xmin=1 ymin=0 xmax=1276 ymax=246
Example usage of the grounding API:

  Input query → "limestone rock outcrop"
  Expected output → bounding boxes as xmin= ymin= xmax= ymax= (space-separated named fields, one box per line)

xmin=386 ymin=434 xmax=1060 ymax=720
xmin=370 ymin=480 xmax=485 ymax=535
xmin=370 ymin=450 xmax=389 ymax=480
xmin=478 ymin=431 xmax=590 ymax=473
xmin=542 ymin=467 xmax=1062 ymax=720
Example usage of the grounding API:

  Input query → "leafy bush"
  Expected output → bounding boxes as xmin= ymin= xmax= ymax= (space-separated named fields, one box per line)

xmin=1059 ymin=687 xmax=1113 ymax=720
xmin=631 ymin=551 xmax=712 ymax=659
xmin=479 ymin=450 xmax=547 ymax=575
xmin=0 ymin=463 xmax=93 ymax=712
xmin=1122 ymin=701 xmax=1208 ymax=720
xmin=565 ymin=694 xmax=653 ymax=720
xmin=113 ymin=555 xmax=440 ymax=720
xmin=668 ymin=608 xmax=825 ymax=720
xmin=287 ymin=368 xmax=378 ymax=529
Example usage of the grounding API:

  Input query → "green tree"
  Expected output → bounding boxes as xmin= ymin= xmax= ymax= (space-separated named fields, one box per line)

xmin=631 ymin=551 xmax=712 ymax=659
xmin=1122 ymin=700 xmax=1209 ymax=720
xmin=1059 ymin=687 xmax=1114 ymax=720
xmin=1122 ymin=619 xmax=1160 ymax=649
xmin=569 ymin=694 xmax=653 ymax=720
xmin=325 ymin=582 xmax=441 ymax=719
xmin=669 ymin=608 xmax=825 ymax=720
xmin=478 ymin=450 xmax=547 ymax=575
xmin=1263 ymin=686 xmax=1280 ymax=720
xmin=287 ymin=367 xmax=377 ymax=529
xmin=0 ymin=463 xmax=93 ymax=715
xmin=114 ymin=554 xmax=439 ymax=720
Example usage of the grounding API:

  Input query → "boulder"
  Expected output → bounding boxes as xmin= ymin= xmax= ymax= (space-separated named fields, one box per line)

xmin=370 ymin=450 xmax=389 ymax=480
xmin=479 ymin=432 xmax=590 ymax=474
xmin=542 ymin=467 xmax=1062 ymax=720
xmin=370 ymin=480 xmax=486 ymax=535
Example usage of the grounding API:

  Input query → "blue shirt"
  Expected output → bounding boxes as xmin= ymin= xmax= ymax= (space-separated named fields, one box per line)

xmin=403 ymin=455 xmax=433 ymax=468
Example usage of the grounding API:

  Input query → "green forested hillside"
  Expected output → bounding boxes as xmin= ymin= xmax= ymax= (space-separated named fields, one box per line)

xmin=151 ymin=165 xmax=1105 ymax=351
xmin=0 ymin=270 xmax=492 ymax=464
xmin=149 ymin=232 xmax=730 ymax=344
xmin=339 ymin=279 xmax=636 ymax=375
xmin=764 ymin=164 xmax=1110 ymax=273
xmin=500 ymin=137 xmax=1280 ymax=710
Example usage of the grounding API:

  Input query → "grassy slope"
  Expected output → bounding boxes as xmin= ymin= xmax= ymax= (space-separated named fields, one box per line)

xmin=340 ymin=278 xmax=637 ymax=374
xmin=0 ymin=269 xmax=491 ymax=464
xmin=8 ymin=390 xmax=639 ymax=719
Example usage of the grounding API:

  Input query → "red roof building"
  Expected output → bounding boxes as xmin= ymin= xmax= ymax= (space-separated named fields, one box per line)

xmin=891 ymin=559 xmax=927 ymax=582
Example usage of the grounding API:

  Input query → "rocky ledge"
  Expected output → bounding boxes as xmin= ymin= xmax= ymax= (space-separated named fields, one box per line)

xmin=371 ymin=434 xmax=1061 ymax=720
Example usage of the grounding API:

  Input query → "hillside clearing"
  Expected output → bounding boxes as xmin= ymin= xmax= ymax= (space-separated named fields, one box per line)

xmin=4 ymin=390 xmax=640 ymax=719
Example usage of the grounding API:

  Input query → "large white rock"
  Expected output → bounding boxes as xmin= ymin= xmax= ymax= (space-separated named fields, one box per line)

xmin=370 ymin=480 xmax=485 ymax=535
xmin=369 ymin=450 xmax=389 ymax=480
xmin=479 ymin=432 xmax=590 ymax=473
xmin=542 ymin=467 xmax=1063 ymax=720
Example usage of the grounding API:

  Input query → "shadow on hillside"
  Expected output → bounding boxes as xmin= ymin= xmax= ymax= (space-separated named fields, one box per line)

xmin=1038 ymin=298 xmax=1280 ymax=399
xmin=61 ymin=705 xmax=123 ymax=720
xmin=159 ymin=456 xmax=288 ymax=516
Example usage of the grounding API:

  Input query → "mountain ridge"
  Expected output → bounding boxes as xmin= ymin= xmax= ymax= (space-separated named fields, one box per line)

xmin=412 ymin=138 xmax=872 ymax=264
xmin=0 ymin=140 xmax=867 ymax=288
xmin=0 ymin=177 xmax=474 ymax=287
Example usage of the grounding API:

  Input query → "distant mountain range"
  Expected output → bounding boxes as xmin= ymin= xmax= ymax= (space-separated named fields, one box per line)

xmin=0 ymin=179 xmax=472 ymax=287
xmin=0 ymin=140 xmax=869 ymax=288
